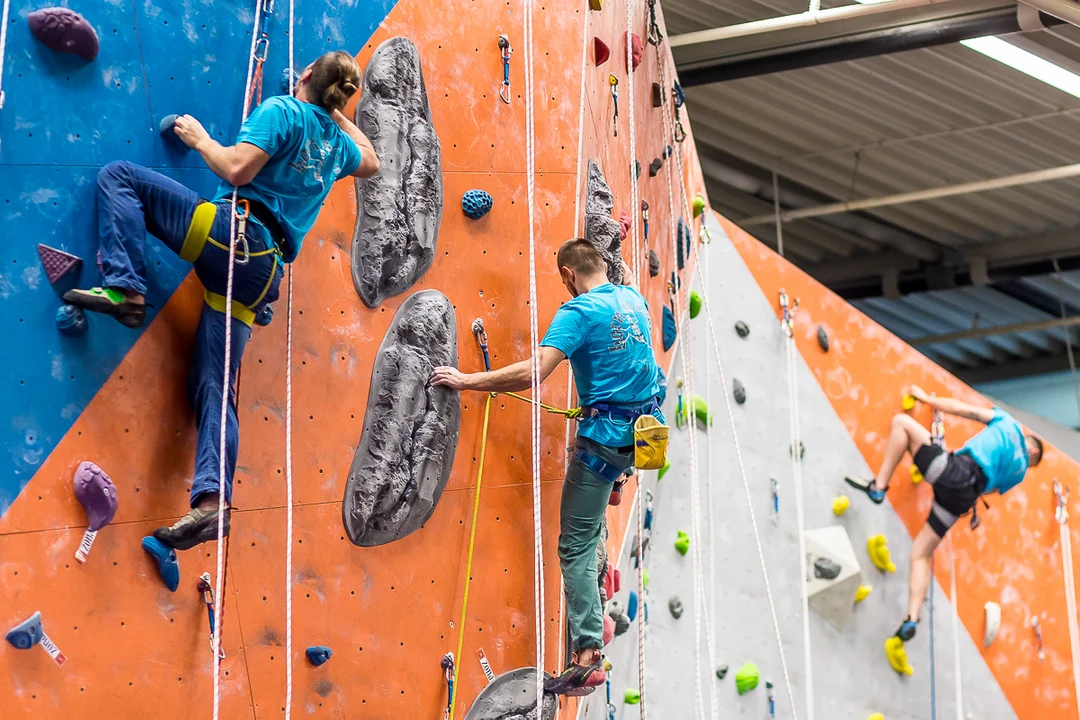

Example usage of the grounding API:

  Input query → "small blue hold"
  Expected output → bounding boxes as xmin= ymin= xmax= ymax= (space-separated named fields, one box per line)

xmin=627 ymin=591 xmax=639 ymax=622
xmin=462 ymin=189 xmax=493 ymax=220
xmin=6 ymin=611 xmax=44 ymax=650
xmin=281 ymin=68 xmax=300 ymax=95
xmin=55 ymin=304 xmax=87 ymax=336
xmin=159 ymin=114 xmax=188 ymax=152
xmin=306 ymin=645 xmax=333 ymax=666
xmin=662 ymin=304 xmax=677 ymax=352
xmin=141 ymin=536 xmax=179 ymax=592
xmin=254 ymin=303 xmax=274 ymax=326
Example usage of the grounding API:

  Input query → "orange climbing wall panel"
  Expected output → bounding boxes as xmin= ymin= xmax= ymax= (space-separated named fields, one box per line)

xmin=0 ymin=0 xmax=706 ymax=718
xmin=727 ymin=216 xmax=1080 ymax=717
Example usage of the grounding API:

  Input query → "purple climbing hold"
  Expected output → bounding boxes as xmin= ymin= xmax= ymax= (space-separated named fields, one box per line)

xmin=37 ymin=244 xmax=82 ymax=285
xmin=5 ymin=611 xmax=44 ymax=650
xmin=306 ymin=645 xmax=333 ymax=666
xmin=55 ymin=304 xmax=88 ymax=336
xmin=141 ymin=536 xmax=179 ymax=592
xmin=28 ymin=8 xmax=99 ymax=62
xmin=74 ymin=461 xmax=118 ymax=532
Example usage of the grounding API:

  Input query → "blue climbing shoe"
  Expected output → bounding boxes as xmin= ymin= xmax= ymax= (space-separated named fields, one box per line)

xmin=844 ymin=476 xmax=887 ymax=505
xmin=895 ymin=617 xmax=918 ymax=642
xmin=141 ymin=536 xmax=179 ymax=592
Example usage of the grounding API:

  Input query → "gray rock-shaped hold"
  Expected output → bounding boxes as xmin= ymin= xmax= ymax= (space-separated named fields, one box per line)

xmin=817 ymin=324 xmax=830 ymax=352
xmin=463 ymin=667 xmax=557 ymax=720
xmin=669 ymin=596 xmax=684 ymax=619
xmin=734 ymin=320 xmax=750 ymax=338
xmin=649 ymin=250 xmax=660 ymax=277
xmin=813 ymin=556 xmax=841 ymax=580
xmin=351 ymin=37 xmax=443 ymax=308
xmin=343 ymin=290 xmax=460 ymax=545
xmin=716 ymin=664 xmax=729 ymax=680
xmin=584 ymin=161 xmax=624 ymax=285
xmin=733 ymin=379 xmax=746 ymax=405
xmin=630 ymin=532 xmax=650 ymax=563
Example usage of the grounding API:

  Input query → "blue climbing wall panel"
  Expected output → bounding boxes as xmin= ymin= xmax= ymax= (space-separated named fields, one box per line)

xmin=0 ymin=0 xmax=397 ymax=515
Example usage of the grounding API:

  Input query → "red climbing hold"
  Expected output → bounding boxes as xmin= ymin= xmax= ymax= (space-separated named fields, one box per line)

xmin=626 ymin=33 xmax=643 ymax=71
xmin=618 ymin=210 xmax=631 ymax=241
xmin=602 ymin=614 xmax=615 ymax=646
xmin=37 ymin=244 xmax=82 ymax=285
xmin=28 ymin=7 xmax=99 ymax=62
xmin=594 ymin=38 xmax=610 ymax=66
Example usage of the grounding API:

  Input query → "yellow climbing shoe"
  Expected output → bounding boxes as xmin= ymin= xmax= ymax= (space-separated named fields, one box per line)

xmin=885 ymin=636 xmax=913 ymax=675
xmin=867 ymin=535 xmax=897 ymax=573
xmin=832 ymin=495 xmax=851 ymax=516
xmin=909 ymin=464 xmax=924 ymax=484
xmin=854 ymin=585 xmax=872 ymax=603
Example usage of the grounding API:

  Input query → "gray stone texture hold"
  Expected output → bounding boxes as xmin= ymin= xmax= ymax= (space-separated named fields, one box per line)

xmin=584 ymin=161 xmax=624 ymax=285
xmin=734 ymin=320 xmax=749 ymax=338
xmin=668 ymin=596 xmax=684 ymax=619
xmin=342 ymin=290 xmax=460 ymax=546
xmin=351 ymin=37 xmax=443 ymax=308
xmin=814 ymin=556 xmax=842 ymax=580
xmin=463 ymin=667 xmax=557 ymax=720
xmin=817 ymin=324 xmax=830 ymax=352
xmin=733 ymin=379 xmax=746 ymax=405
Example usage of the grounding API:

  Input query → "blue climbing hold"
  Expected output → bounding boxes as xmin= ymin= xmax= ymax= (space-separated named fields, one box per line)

xmin=461 ymin=189 xmax=494 ymax=220
xmin=676 ymin=217 xmax=692 ymax=270
xmin=55 ymin=304 xmax=88 ymax=336
xmin=307 ymin=645 xmax=333 ymax=666
xmin=254 ymin=303 xmax=274 ymax=327
xmin=281 ymin=67 xmax=300 ymax=95
xmin=662 ymin=305 xmax=677 ymax=351
xmin=5 ymin=611 xmax=44 ymax=650
xmin=159 ymin=114 xmax=188 ymax=152
xmin=628 ymin=591 xmax=639 ymax=622
xmin=141 ymin=536 xmax=179 ymax=592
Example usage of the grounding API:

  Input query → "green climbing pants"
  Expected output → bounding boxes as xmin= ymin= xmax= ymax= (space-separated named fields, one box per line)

xmin=560 ymin=435 xmax=634 ymax=654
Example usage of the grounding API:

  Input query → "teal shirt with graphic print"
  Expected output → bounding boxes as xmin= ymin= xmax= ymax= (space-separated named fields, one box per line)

xmin=213 ymin=96 xmax=362 ymax=262
xmin=541 ymin=283 xmax=665 ymax=448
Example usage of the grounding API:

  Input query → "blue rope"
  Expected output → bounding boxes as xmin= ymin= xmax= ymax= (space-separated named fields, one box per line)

xmin=929 ymin=557 xmax=937 ymax=720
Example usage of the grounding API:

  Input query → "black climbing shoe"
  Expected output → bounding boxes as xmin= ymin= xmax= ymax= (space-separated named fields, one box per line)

xmin=153 ymin=506 xmax=230 ymax=551
xmin=62 ymin=287 xmax=147 ymax=329
xmin=895 ymin=617 xmax=918 ymax=642
xmin=544 ymin=657 xmax=606 ymax=697
xmin=844 ymin=476 xmax=887 ymax=505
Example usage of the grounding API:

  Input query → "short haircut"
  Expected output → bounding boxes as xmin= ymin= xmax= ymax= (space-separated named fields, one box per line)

xmin=557 ymin=238 xmax=607 ymax=276
xmin=1027 ymin=434 xmax=1044 ymax=466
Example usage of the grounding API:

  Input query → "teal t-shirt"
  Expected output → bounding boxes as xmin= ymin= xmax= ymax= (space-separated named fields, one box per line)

xmin=956 ymin=407 xmax=1029 ymax=494
xmin=213 ymin=96 xmax=362 ymax=262
xmin=541 ymin=283 xmax=664 ymax=448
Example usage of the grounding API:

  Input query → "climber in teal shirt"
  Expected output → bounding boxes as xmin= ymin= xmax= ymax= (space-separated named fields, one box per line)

xmin=430 ymin=239 xmax=665 ymax=697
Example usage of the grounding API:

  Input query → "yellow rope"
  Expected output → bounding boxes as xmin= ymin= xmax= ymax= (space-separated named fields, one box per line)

xmin=448 ymin=393 xmax=493 ymax=720
xmin=501 ymin=391 xmax=583 ymax=419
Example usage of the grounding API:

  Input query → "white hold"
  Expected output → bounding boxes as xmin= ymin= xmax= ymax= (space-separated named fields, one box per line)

xmin=804 ymin=526 xmax=864 ymax=630
xmin=983 ymin=601 xmax=1001 ymax=648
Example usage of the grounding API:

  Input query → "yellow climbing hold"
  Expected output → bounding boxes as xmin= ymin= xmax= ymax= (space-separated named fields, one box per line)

xmin=854 ymin=584 xmax=872 ymax=603
xmin=832 ymin=495 xmax=851 ymax=516
xmin=867 ymin=535 xmax=896 ymax=573
xmin=885 ymin=636 xmax=913 ymax=675
xmin=902 ymin=394 xmax=916 ymax=411
xmin=868 ymin=714 xmax=885 ymax=720
xmin=909 ymin=464 xmax=924 ymax=484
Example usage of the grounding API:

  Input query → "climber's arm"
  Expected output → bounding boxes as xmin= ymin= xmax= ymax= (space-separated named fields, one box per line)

xmin=430 ymin=346 xmax=565 ymax=393
xmin=331 ymin=109 xmax=380 ymax=178
xmin=172 ymin=115 xmax=269 ymax=186
xmin=909 ymin=385 xmax=994 ymax=424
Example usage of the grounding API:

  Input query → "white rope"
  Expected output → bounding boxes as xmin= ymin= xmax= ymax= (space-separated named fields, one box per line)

xmin=1058 ymin=487 xmax=1080 ymax=720
xmin=213 ymin=2 xmax=266 ymax=718
xmin=0 ymin=0 xmax=11 ymax=110
xmin=522 ymin=0 xmax=545 ymax=713
xmin=284 ymin=2 xmax=295 ymax=717
xmin=782 ymin=306 xmax=814 ymax=720
xmin=700 ymin=229 xmax=720 ymax=720
xmin=948 ymin=539 xmax=964 ymax=720
xmin=624 ymin=0 xmax=641 ymax=286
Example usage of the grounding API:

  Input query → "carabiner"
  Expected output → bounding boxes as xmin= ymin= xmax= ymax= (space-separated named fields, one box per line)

xmin=234 ymin=199 xmax=251 ymax=266
xmin=609 ymin=75 xmax=619 ymax=137
xmin=499 ymin=34 xmax=512 ymax=105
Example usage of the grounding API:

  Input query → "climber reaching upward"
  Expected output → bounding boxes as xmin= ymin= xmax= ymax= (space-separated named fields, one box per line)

xmin=429 ymin=238 xmax=665 ymax=697
xmin=845 ymin=386 xmax=1043 ymax=646
xmin=62 ymin=51 xmax=380 ymax=556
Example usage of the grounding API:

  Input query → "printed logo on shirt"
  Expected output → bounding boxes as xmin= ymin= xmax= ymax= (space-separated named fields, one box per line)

xmin=609 ymin=302 xmax=648 ymax=352
xmin=290 ymin=138 xmax=335 ymax=183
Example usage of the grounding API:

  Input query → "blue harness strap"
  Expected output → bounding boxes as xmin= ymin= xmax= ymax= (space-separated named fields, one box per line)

xmin=572 ymin=449 xmax=626 ymax=484
xmin=581 ymin=397 xmax=660 ymax=421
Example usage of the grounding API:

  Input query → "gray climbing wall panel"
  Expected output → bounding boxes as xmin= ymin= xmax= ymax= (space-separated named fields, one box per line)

xmin=579 ymin=215 xmax=1016 ymax=720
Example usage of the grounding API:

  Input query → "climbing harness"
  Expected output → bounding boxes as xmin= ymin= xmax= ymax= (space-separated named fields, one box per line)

xmin=441 ymin=652 xmax=455 ymax=720
xmin=197 ymin=572 xmax=226 ymax=660
xmin=646 ymin=0 xmax=663 ymax=47
xmin=498 ymin=34 xmax=512 ymax=105
xmin=609 ymin=75 xmax=619 ymax=137
xmin=0 ymin=0 xmax=10 ymax=109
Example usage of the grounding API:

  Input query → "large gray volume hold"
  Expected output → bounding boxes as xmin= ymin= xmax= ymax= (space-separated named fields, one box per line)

xmin=343 ymin=290 xmax=460 ymax=546
xmin=463 ymin=668 xmax=557 ymax=720
xmin=351 ymin=37 xmax=443 ymax=308
xmin=584 ymin=161 xmax=624 ymax=285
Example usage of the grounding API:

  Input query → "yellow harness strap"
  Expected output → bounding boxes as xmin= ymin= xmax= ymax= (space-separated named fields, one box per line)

xmin=180 ymin=202 xmax=217 ymax=262
xmin=204 ymin=291 xmax=257 ymax=327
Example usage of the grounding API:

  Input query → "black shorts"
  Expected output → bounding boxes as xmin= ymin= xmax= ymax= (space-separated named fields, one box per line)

xmin=913 ymin=444 xmax=987 ymax=538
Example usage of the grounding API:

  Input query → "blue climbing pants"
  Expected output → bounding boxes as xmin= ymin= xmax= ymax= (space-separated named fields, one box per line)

xmin=560 ymin=435 xmax=634 ymax=653
xmin=96 ymin=161 xmax=284 ymax=507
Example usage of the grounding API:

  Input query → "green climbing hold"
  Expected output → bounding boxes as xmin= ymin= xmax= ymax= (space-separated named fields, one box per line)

xmin=658 ymin=458 xmax=671 ymax=480
xmin=624 ymin=689 xmax=641 ymax=705
xmin=692 ymin=194 xmax=706 ymax=218
xmin=689 ymin=290 xmax=702 ymax=319
xmin=643 ymin=568 xmax=650 ymax=588
xmin=736 ymin=662 xmax=760 ymax=695
xmin=675 ymin=530 xmax=690 ymax=556
xmin=692 ymin=395 xmax=712 ymax=426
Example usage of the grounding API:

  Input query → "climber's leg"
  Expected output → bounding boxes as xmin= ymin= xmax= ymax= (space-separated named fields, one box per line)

xmin=903 ymin=523 xmax=941 ymax=633
xmin=847 ymin=414 xmax=931 ymax=502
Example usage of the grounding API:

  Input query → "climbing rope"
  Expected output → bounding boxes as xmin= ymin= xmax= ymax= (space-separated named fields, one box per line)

xmin=700 ymin=222 xmax=720 ymax=720
xmin=624 ymin=0 xmax=641 ymax=286
xmin=521 ymin=0 xmax=545 ymax=713
xmin=929 ymin=558 xmax=937 ymax=720
xmin=284 ymin=1 xmax=295 ymax=717
xmin=948 ymin=539 xmax=964 ymax=720
xmin=0 ymin=0 xmax=11 ymax=109
xmin=1056 ymin=480 xmax=1080 ymax=720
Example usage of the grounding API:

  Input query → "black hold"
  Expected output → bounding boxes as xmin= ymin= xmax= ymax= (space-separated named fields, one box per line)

xmin=648 ymin=158 xmax=663 ymax=177
xmin=306 ymin=645 xmax=333 ymax=666
xmin=651 ymin=82 xmax=663 ymax=107
xmin=254 ymin=303 xmax=274 ymax=326
xmin=648 ymin=250 xmax=660 ymax=277
xmin=28 ymin=7 xmax=99 ymax=61
xmin=813 ymin=557 xmax=841 ymax=580
xmin=630 ymin=533 xmax=650 ymax=563
xmin=5 ymin=612 xmax=44 ymax=649
xmin=817 ymin=324 xmax=830 ymax=352
xmin=55 ymin=305 xmax=87 ymax=336
xmin=662 ymin=145 xmax=673 ymax=159
xmin=635 ymin=160 xmax=642 ymax=179
xmin=734 ymin=320 xmax=750 ymax=338
xmin=668 ymin=597 xmax=684 ymax=619
xmin=790 ymin=440 xmax=805 ymax=460
xmin=669 ymin=271 xmax=681 ymax=292
xmin=733 ymin=379 xmax=746 ymax=405
xmin=676 ymin=217 xmax=691 ymax=270
xmin=715 ymin=665 xmax=729 ymax=680
xmin=159 ymin=115 xmax=188 ymax=152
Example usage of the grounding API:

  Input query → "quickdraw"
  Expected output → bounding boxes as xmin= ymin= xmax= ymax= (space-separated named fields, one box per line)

xmin=672 ymin=82 xmax=687 ymax=143
xmin=234 ymin=199 xmax=252 ymax=266
xmin=930 ymin=409 xmax=945 ymax=447
xmin=609 ymin=74 xmax=619 ymax=137
xmin=247 ymin=0 xmax=275 ymax=111
xmin=197 ymin=572 xmax=226 ymax=660
xmin=498 ymin=34 xmax=512 ymax=104
xmin=441 ymin=652 xmax=455 ymax=720
xmin=646 ymin=0 xmax=663 ymax=47
xmin=641 ymin=200 xmax=650 ymax=244
xmin=779 ymin=289 xmax=799 ymax=338
xmin=1057 ymin=479 xmax=1070 ymax=525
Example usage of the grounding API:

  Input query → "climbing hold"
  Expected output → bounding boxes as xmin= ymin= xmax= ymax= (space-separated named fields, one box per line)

xmin=854 ymin=584 xmax=872 ymax=603
xmin=37 ymin=244 xmax=83 ymax=285
xmin=159 ymin=114 xmax=189 ymax=152
xmin=813 ymin=557 xmax=841 ymax=580
xmin=668 ymin=597 xmax=684 ymax=619
xmin=593 ymin=37 xmax=610 ymax=65
xmin=735 ymin=662 xmax=760 ymax=695
xmin=984 ymin=601 xmax=1001 ymax=648
xmin=832 ymin=495 xmax=851 ymax=516
xmin=868 ymin=715 xmax=885 ymax=720
xmin=306 ymin=645 xmax=333 ymax=666
xmin=790 ymin=440 xmax=805 ymax=460
xmin=715 ymin=665 xmax=729 ymax=680
xmin=677 ymin=217 xmax=692 ymax=269
xmin=635 ymin=160 xmax=642 ymax=179
xmin=662 ymin=304 xmax=677 ymax=351
xmin=626 ymin=33 xmax=643 ymax=71
xmin=692 ymin=395 xmax=712 ymax=425
xmin=734 ymin=320 xmax=750 ymax=338
xmin=589 ymin=0 xmax=602 ymax=9
xmin=658 ymin=458 xmax=671 ymax=480
xmin=461 ymin=189 xmax=493 ymax=220
xmin=642 ymin=569 xmax=650 ymax=591
xmin=689 ymin=290 xmax=702 ymax=319
xmin=141 ymin=536 xmax=180 ymax=592
xmin=867 ymin=535 xmax=897 ymax=573
xmin=648 ymin=250 xmax=660 ymax=277
xmin=584 ymin=161 xmax=626 ymax=284
xmin=732 ymin=379 xmax=746 ymax=405
xmin=624 ymin=689 xmax=641 ymax=705
xmin=663 ymin=145 xmax=674 ymax=159
xmin=602 ymin=613 xmax=615 ymax=646
xmin=5 ymin=612 xmax=44 ymax=650
xmin=630 ymin=533 xmax=650 ymax=564
xmin=618 ymin=210 xmax=632 ymax=241
xmin=651 ymin=82 xmax=662 ymax=107
xmin=909 ymin=464 xmax=924 ymax=484
xmin=28 ymin=8 xmax=99 ymax=61
xmin=902 ymin=394 xmax=916 ymax=411
xmin=692 ymin=194 xmax=706 ymax=218
xmin=254 ymin=303 xmax=274 ymax=326
xmin=885 ymin=636 xmax=914 ymax=675
xmin=817 ymin=324 xmax=830 ymax=352
xmin=648 ymin=158 xmax=662 ymax=177
xmin=55 ymin=305 xmax=88 ymax=336
xmin=280 ymin=67 xmax=300 ymax=95
xmin=674 ymin=530 xmax=689 ymax=556
xmin=628 ymin=591 xmax=639 ymax=622
xmin=74 ymin=461 xmax=117 ymax=532
xmin=610 ymin=603 xmax=630 ymax=636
